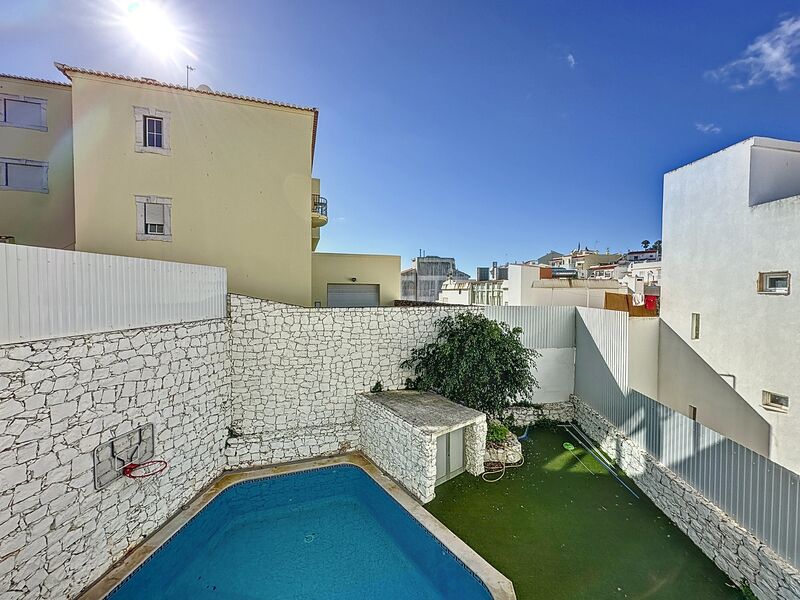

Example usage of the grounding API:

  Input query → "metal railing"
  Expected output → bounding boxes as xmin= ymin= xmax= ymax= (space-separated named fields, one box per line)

xmin=312 ymin=194 xmax=328 ymax=217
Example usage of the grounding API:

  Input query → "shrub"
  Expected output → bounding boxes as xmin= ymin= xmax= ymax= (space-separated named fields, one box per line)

xmin=401 ymin=312 xmax=539 ymax=418
xmin=370 ymin=380 xmax=383 ymax=393
xmin=487 ymin=420 xmax=511 ymax=445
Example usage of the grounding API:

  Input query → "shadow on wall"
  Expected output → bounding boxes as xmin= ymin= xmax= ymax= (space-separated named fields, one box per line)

xmin=656 ymin=321 xmax=770 ymax=457
xmin=574 ymin=312 xmax=800 ymax=569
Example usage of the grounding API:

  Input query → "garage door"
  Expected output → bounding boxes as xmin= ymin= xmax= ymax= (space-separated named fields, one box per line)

xmin=327 ymin=284 xmax=380 ymax=307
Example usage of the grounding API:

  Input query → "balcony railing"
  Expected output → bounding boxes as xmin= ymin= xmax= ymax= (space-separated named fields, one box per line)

xmin=312 ymin=194 xmax=328 ymax=217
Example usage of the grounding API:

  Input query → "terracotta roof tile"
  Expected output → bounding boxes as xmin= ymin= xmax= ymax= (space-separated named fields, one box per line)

xmin=0 ymin=73 xmax=71 ymax=87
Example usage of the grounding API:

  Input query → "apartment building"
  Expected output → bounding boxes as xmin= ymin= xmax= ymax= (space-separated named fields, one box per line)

xmin=550 ymin=247 xmax=623 ymax=278
xmin=662 ymin=136 xmax=800 ymax=472
xmin=0 ymin=74 xmax=75 ymax=250
xmin=0 ymin=66 xmax=399 ymax=307
xmin=439 ymin=262 xmax=627 ymax=307
xmin=400 ymin=255 xmax=469 ymax=302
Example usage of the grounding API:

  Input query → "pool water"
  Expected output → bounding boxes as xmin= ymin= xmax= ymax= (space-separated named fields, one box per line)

xmin=108 ymin=465 xmax=491 ymax=600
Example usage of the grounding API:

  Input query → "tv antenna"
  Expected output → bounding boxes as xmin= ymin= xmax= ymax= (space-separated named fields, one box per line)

xmin=186 ymin=65 xmax=195 ymax=88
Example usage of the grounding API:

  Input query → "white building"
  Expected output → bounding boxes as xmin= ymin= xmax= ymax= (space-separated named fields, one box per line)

xmin=662 ymin=136 xmax=800 ymax=473
xmin=619 ymin=261 xmax=661 ymax=297
xmin=400 ymin=256 xmax=469 ymax=303
xmin=439 ymin=263 xmax=627 ymax=308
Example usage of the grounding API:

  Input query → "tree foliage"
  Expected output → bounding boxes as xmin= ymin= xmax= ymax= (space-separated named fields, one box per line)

xmin=401 ymin=312 xmax=539 ymax=418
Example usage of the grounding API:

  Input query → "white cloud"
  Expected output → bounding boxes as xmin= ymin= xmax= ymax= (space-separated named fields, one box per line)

xmin=695 ymin=122 xmax=721 ymax=134
xmin=707 ymin=16 xmax=800 ymax=89
xmin=566 ymin=53 xmax=576 ymax=69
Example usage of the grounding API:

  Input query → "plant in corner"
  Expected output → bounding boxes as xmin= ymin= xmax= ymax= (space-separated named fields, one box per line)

xmin=401 ymin=312 xmax=540 ymax=419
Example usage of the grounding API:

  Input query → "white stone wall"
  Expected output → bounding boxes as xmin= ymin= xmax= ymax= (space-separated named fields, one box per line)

xmin=226 ymin=294 xmax=477 ymax=468
xmin=356 ymin=394 xmax=486 ymax=504
xmin=574 ymin=400 xmax=800 ymax=600
xmin=356 ymin=394 xmax=437 ymax=503
xmin=0 ymin=320 xmax=230 ymax=600
xmin=509 ymin=401 xmax=576 ymax=425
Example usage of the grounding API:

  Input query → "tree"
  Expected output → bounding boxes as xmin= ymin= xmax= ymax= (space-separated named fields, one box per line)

xmin=641 ymin=239 xmax=651 ymax=250
xmin=401 ymin=312 xmax=540 ymax=418
xmin=652 ymin=239 xmax=662 ymax=253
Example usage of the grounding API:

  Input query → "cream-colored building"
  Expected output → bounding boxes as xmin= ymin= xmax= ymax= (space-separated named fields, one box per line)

xmin=439 ymin=263 xmax=627 ymax=307
xmin=0 ymin=74 xmax=75 ymax=250
xmin=2 ymin=64 xmax=399 ymax=307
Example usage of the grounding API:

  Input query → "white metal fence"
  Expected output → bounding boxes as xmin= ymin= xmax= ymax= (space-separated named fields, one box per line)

xmin=574 ymin=307 xmax=800 ymax=569
xmin=0 ymin=244 xmax=227 ymax=345
xmin=484 ymin=305 xmax=576 ymax=349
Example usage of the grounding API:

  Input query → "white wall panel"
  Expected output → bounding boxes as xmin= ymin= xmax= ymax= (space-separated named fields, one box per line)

xmin=0 ymin=244 xmax=226 ymax=344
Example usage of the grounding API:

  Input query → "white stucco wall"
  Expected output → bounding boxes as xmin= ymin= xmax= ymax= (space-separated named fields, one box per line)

xmin=530 ymin=348 xmax=575 ymax=403
xmin=661 ymin=137 xmax=800 ymax=472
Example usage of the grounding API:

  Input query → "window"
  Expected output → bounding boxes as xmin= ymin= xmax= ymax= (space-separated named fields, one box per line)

xmin=0 ymin=158 xmax=48 ymax=193
xmin=134 ymin=107 xmax=171 ymax=155
xmin=691 ymin=313 xmax=700 ymax=340
xmin=144 ymin=116 xmax=163 ymax=148
xmin=688 ymin=405 xmax=697 ymax=421
xmin=762 ymin=391 xmax=789 ymax=413
xmin=0 ymin=95 xmax=47 ymax=130
xmin=758 ymin=271 xmax=790 ymax=295
xmin=135 ymin=195 xmax=172 ymax=241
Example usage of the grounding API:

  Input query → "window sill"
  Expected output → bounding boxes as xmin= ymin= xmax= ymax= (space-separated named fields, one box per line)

xmin=136 ymin=233 xmax=172 ymax=242
xmin=762 ymin=404 xmax=789 ymax=414
xmin=134 ymin=145 xmax=172 ymax=156
xmin=0 ymin=185 xmax=48 ymax=194
xmin=757 ymin=291 xmax=790 ymax=296
xmin=0 ymin=122 xmax=48 ymax=132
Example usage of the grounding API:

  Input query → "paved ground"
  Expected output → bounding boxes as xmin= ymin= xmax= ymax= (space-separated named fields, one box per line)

xmin=426 ymin=426 xmax=747 ymax=600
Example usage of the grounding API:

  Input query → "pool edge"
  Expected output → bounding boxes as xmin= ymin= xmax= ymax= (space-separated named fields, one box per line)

xmin=75 ymin=452 xmax=516 ymax=600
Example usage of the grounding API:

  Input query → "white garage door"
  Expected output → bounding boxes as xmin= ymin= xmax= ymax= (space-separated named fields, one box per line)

xmin=327 ymin=284 xmax=380 ymax=307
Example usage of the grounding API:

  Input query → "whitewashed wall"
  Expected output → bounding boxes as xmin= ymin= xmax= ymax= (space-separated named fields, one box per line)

xmin=0 ymin=244 xmax=226 ymax=345
xmin=0 ymin=319 xmax=230 ymax=600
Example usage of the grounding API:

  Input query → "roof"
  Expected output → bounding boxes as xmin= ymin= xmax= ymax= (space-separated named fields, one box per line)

xmin=54 ymin=62 xmax=320 ymax=163
xmin=360 ymin=390 xmax=484 ymax=434
xmin=0 ymin=73 xmax=71 ymax=87
xmin=588 ymin=264 xmax=617 ymax=270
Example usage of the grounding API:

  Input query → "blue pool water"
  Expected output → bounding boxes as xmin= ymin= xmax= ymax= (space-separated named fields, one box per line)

xmin=108 ymin=465 xmax=492 ymax=599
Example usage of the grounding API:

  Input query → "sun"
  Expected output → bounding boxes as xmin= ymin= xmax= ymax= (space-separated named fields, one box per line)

xmin=119 ymin=1 xmax=189 ymax=61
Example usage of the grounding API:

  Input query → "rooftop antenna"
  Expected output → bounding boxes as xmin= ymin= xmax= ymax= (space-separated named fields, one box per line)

xmin=186 ymin=65 xmax=195 ymax=88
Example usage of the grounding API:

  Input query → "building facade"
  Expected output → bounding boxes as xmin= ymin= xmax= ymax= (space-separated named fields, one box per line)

xmin=1 ymin=65 xmax=399 ymax=307
xmin=0 ymin=74 xmax=75 ymax=250
xmin=400 ymin=255 xmax=469 ymax=302
xmin=439 ymin=262 xmax=627 ymax=307
xmin=662 ymin=136 xmax=800 ymax=472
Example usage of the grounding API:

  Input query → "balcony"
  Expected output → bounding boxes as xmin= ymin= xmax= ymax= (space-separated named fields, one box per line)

xmin=312 ymin=194 xmax=328 ymax=227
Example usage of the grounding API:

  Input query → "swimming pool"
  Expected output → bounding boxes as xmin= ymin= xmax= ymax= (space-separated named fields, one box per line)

xmin=106 ymin=464 xmax=493 ymax=599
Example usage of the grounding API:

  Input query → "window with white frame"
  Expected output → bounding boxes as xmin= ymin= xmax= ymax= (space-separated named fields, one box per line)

xmin=135 ymin=195 xmax=172 ymax=241
xmin=0 ymin=95 xmax=47 ymax=130
xmin=0 ymin=158 xmax=48 ymax=193
xmin=757 ymin=271 xmax=790 ymax=295
xmin=144 ymin=116 xmax=164 ymax=148
xmin=133 ymin=107 xmax=171 ymax=155
xmin=762 ymin=391 xmax=789 ymax=412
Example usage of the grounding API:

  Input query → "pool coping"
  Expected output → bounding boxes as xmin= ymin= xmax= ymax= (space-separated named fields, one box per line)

xmin=76 ymin=452 xmax=516 ymax=600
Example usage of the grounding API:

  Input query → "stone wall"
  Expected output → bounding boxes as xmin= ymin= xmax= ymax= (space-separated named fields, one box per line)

xmin=509 ymin=401 xmax=576 ymax=425
xmin=226 ymin=294 xmax=477 ymax=468
xmin=356 ymin=394 xmax=437 ymax=502
xmin=0 ymin=320 xmax=230 ymax=600
xmin=573 ymin=400 xmax=800 ymax=600
xmin=356 ymin=392 xmax=486 ymax=504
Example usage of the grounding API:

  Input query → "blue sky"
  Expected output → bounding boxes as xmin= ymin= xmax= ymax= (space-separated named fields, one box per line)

xmin=3 ymin=1 xmax=800 ymax=274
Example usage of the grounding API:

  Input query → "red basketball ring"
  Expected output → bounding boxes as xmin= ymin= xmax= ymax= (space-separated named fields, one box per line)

xmin=123 ymin=460 xmax=168 ymax=479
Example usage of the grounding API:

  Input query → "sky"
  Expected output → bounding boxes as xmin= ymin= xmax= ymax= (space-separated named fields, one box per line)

xmin=3 ymin=1 xmax=800 ymax=274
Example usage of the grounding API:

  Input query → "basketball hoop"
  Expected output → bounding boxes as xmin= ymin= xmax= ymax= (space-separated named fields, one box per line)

xmin=123 ymin=460 xmax=168 ymax=480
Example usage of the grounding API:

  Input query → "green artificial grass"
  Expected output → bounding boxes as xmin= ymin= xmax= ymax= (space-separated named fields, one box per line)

xmin=426 ymin=426 xmax=747 ymax=600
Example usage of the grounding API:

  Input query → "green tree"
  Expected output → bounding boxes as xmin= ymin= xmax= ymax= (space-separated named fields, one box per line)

xmin=401 ymin=312 xmax=539 ymax=418
xmin=641 ymin=239 xmax=651 ymax=250
xmin=652 ymin=239 xmax=662 ymax=253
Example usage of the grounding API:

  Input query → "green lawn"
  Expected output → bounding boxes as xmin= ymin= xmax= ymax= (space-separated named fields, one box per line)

xmin=426 ymin=426 xmax=746 ymax=600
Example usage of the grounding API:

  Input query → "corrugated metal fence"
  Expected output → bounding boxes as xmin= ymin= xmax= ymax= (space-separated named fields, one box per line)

xmin=484 ymin=305 xmax=575 ymax=349
xmin=0 ymin=244 xmax=227 ymax=345
xmin=574 ymin=307 xmax=799 ymax=569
